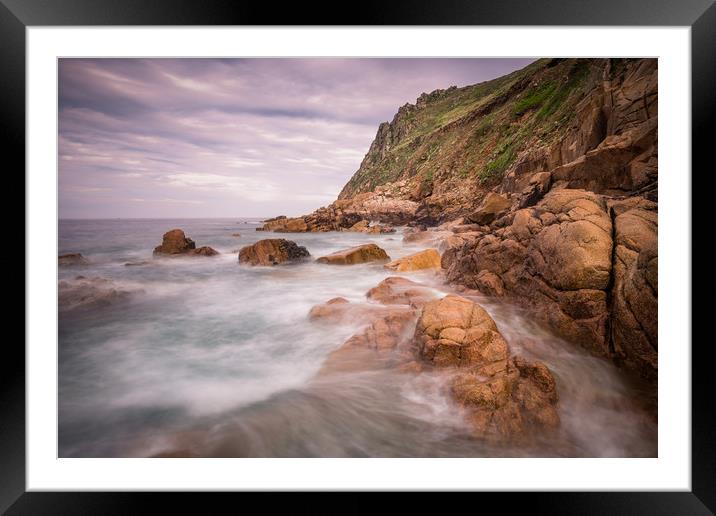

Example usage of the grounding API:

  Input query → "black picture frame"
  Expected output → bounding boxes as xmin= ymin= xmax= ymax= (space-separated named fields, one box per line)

xmin=3 ymin=0 xmax=709 ymax=512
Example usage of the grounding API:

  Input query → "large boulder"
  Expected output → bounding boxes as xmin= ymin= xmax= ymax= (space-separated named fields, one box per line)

xmin=414 ymin=295 xmax=509 ymax=368
xmin=610 ymin=198 xmax=658 ymax=380
xmin=413 ymin=294 xmax=560 ymax=441
xmin=59 ymin=253 xmax=89 ymax=266
xmin=466 ymin=193 xmax=512 ymax=225
xmin=384 ymin=248 xmax=441 ymax=272
xmin=446 ymin=189 xmax=613 ymax=356
xmin=153 ymin=229 xmax=196 ymax=255
xmin=238 ymin=238 xmax=310 ymax=266
xmin=316 ymin=244 xmax=390 ymax=265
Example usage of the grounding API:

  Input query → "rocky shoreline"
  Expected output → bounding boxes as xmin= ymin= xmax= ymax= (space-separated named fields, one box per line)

xmin=59 ymin=224 xmax=567 ymax=444
xmin=310 ymin=274 xmax=560 ymax=443
xmin=249 ymin=58 xmax=658 ymax=384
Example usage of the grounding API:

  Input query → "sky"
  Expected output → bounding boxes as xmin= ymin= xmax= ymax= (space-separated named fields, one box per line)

xmin=59 ymin=58 xmax=535 ymax=219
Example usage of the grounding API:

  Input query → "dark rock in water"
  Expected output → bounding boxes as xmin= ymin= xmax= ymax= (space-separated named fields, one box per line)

xmin=59 ymin=253 xmax=89 ymax=266
xmin=153 ymin=229 xmax=217 ymax=257
xmin=58 ymin=276 xmax=144 ymax=312
xmin=238 ymin=238 xmax=310 ymax=266
xmin=153 ymin=229 xmax=196 ymax=255
xmin=124 ymin=261 xmax=150 ymax=267
xmin=231 ymin=233 xmax=241 ymax=237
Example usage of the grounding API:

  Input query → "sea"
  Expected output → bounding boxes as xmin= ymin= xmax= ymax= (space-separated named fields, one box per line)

xmin=58 ymin=218 xmax=657 ymax=457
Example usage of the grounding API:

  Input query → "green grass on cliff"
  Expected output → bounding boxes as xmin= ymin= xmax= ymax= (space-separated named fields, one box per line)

xmin=512 ymin=81 xmax=556 ymax=116
xmin=339 ymin=58 xmax=603 ymax=199
xmin=536 ymin=60 xmax=591 ymax=122
xmin=480 ymin=143 xmax=517 ymax=183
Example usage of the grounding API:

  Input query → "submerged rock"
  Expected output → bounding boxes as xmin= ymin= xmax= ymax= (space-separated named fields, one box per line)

xmin=316 ymin=243 xmax=390 ymax=265
xmin=124 ymin=260 xmax=150 ymax=267
xmin=58 ymin=276 xmax=144 ymax=312
xmin=308 ymin=297 xmax=350 ymax=321
xmin=384 ymin=248 xmax=441 ymax=272
xmin=365 ymin=276 xmax=438 ymax=308
xmin=312 ymin=277 xmax=435 ymax=375
xmin=308 ymin=297 xmax=403 ymax=325
xmin=59 ymin=253 xmax=89 ymax=266
xmin=451 ymin=356 xmax=560 ymax=441
xmin=238 ymin=238 xmax=310 ymax=266
xmin=317 ymin=308 xmax=418 ymax=375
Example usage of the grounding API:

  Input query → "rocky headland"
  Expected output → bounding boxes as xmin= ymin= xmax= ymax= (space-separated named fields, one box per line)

xmin=257 ymin=58 xmax=658 ymax=384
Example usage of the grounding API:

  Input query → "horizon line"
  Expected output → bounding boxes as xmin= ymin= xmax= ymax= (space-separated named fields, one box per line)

xmin=58 ymin=216 xmax=273 ymax=220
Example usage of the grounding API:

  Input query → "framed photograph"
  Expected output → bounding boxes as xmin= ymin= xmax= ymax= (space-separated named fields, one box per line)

xmin=5 ymin=0 xmax=709 ymax=512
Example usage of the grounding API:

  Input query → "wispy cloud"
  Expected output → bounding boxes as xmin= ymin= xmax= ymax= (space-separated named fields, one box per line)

xmin=59 ymin=58 xmax=535 ymax=218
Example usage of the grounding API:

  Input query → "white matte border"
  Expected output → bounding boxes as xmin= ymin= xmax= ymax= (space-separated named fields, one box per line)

xmin=27 ymin=26 xmax=691 ymax=491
